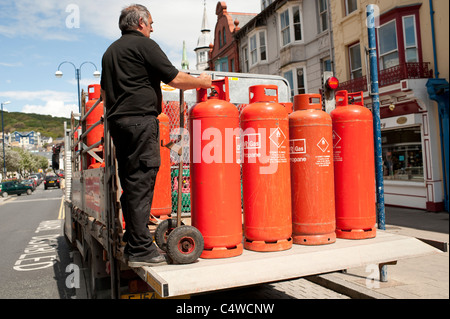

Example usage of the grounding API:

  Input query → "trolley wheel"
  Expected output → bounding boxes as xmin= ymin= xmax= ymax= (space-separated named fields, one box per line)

xmin=166 ymin=225 xmax=204 ymax=264
xmin=154 ymin=219 xmax=184 ymax=252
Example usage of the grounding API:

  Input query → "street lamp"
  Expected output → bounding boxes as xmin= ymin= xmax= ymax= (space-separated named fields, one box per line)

xmin=55 ymin=61 xmax=101 ymax=113
xmin=1 ymin=101 xmax=11 ymax=179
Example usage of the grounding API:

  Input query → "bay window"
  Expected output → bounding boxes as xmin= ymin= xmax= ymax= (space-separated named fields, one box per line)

xmin=279 ymin=4 xmax=303 ymax=47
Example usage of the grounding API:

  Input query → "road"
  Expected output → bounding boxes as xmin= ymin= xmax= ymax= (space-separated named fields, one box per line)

xmin=0 ymin=183 xmax=75 ymax=299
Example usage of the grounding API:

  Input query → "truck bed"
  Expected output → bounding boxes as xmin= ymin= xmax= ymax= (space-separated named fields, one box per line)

xmin=132 ymin=231 xmax=440 ymax=298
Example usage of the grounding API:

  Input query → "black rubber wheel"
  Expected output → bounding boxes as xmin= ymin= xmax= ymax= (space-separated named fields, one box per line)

xmin=154 ymin=219 xmax=184 ymax=252
xmin=166 ymin=225 xmax=204 ymax=264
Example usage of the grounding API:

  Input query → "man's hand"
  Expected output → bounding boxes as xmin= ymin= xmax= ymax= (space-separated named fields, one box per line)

xmin=198 ymin=72 xmax=212 ymax=89
xmin=169 ymin=72 xmax=212 ymax=91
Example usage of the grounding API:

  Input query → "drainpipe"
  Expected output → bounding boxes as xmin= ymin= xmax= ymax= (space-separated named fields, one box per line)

xmin=429 ymin=0 xmax=439 ymax=78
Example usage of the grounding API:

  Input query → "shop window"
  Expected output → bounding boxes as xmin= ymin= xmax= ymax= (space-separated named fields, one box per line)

xmin=382 ymin=127 xmax=423 ymax=182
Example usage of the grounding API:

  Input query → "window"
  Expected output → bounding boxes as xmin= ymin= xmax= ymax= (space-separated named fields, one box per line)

xmin=378 ymin=20 xmax=399 ymax=69
xmin=296 ymin=68 xmax=306 ymax=95
xmin=349 ymin=43 xmax=362 ymax=79
xmin=280 ymin=10 xmax=291 ymax=46
xmin=283 ymin=67 xmax=306 ymax=99
xmin=382 ymin=127 xmax=423 ymax=182
xmin=322 ymin=58 xmax=332 ymax=72
xmin=403 ymin=16 xmax=418 ymax=62
xmin=259 ymin=31 xmax=267 ymax=61
xmin=284 ymin=70 xmax=294 ymax=98
xmin=218 ymin=30 xmax=222 ymax=48
xmin=345 ymin=0 xmax=357 ymax=16
xmin=215 ymin=57 xmax=228 ymax=71
xmin=249 ymin=30 xmax=268 ymax=66
xmin=223 ymin=27 xmax=227 ymax=46
xmin=292 ymin=6 xmax=302 ymax=41
xmin=199 ymin=51 xmax=207 ymax=63
xmin=318 ymin=0 xmax=328 ymax=32
xmin=242 ymin=47 xmax=249 ymax=72
xmin=279 ymin=5 xmax=303 ymax=46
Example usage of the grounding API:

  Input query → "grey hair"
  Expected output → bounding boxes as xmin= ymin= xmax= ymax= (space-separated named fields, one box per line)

xmin=119 ymin=4 xmax=150 ymax=31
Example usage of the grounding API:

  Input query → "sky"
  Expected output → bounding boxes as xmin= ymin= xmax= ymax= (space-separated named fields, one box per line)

xmin=0 ymin=0 xmax=261 ymax=118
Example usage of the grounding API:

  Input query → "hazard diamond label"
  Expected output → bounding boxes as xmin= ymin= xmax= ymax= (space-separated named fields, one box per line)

xmin=317 ymin=137 xmax=329 ymax=152
xmin=332 ymin=130 xmax=341 ymax=148
xmin=269 ymin=128 xmax=286 ymax=148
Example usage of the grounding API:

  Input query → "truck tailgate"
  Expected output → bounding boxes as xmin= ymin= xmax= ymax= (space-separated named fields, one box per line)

xmin=133 ymin=231 xmax=441 ymax=298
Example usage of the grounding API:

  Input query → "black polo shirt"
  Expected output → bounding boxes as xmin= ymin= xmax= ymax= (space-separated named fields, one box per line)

xmin=101 ymin=30 xmax=179 ymax=120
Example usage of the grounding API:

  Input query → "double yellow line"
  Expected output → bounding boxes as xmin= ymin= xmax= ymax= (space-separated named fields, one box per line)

xmin=57 ymin=197 xmax=65 ymax=220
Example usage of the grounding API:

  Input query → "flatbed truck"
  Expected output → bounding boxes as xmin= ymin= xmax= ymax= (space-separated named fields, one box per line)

xmin=62 ymin=71 xmax=440 ymax=299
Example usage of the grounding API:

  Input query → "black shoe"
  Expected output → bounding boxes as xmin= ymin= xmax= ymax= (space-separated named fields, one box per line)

xmin=127 ymin=254 xmax=166 ymax=268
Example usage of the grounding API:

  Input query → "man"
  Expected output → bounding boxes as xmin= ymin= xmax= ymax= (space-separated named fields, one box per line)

xmin=101 ymin=4 xmax=211 ymax=267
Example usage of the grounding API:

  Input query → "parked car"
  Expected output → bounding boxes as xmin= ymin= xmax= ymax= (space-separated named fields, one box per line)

xmin=44 ymin=175 xmax=60 ymax=190
xmin=21 ymin=179 xmax=36 ymax=191
xmin=28 ymin=175 xmax=40 ymax=186
xmin=0 ymin=181 xmax=33 ymax=197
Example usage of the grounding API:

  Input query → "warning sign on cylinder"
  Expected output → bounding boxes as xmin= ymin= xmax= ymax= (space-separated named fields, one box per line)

xmin=317 ymin=137 xmax=329 ymax=152
xmin=332 ymin=131 xmax=341 ymax=148
xmin=269 ymin=128 xmax=286 ymax=148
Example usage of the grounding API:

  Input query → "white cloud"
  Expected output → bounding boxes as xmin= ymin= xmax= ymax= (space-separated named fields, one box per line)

xmin=0 ymin=90 xmax=78 ymax=118
xmin=0 ymin=90 xmax=75 ymax=103
xmin=22 ymin=101 xmax=78 ymax=118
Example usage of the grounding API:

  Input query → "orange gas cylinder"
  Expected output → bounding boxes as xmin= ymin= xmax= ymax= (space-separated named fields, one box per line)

xmin=289 ymin=94 xmax=336 ymax=245
xmin=331 ymin=91 xmax=376 ymax=239
xmin=241 ymin=85 xmax=292 ymax=252
xmin=189 ymin=78 xmax=243 ymax=259
xmin=85 ymin=84 xmax=104 ymax=167
xmin=150 ymin=113 xmax=172 ymax=222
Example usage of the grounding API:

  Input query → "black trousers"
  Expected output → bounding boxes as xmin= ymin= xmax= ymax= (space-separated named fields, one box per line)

xmin=109 ymin=115 xmax=161 ymax=258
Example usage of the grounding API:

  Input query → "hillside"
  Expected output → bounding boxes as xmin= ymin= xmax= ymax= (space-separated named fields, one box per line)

xmin=1 ymin=111 xmax=70 ymax=139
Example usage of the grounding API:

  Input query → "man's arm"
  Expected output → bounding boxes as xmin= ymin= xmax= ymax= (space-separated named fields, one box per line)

xmin=168 ymin=72 xmax=212 ymax=91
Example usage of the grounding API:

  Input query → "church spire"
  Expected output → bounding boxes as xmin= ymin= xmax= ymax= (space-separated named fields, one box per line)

xmin=201 ymin=0 xmax=210 ymax=32
xmin=181 ymin=40 xmax=189 ymax=70
xmin=195 ymin=1 xmax=212 ymax=70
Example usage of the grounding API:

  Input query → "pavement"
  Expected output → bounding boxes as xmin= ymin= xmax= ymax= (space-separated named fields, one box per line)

xmin=305 ymin=206 xmax=449 ymax=299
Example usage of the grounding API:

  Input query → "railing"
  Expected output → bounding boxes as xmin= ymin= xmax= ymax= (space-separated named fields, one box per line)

xmin=339 ymin=62 xmax=433 ymax=93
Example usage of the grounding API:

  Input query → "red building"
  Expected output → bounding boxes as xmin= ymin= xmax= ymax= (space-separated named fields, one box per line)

xmin=208 ymin=2 xmax=256 ymax=72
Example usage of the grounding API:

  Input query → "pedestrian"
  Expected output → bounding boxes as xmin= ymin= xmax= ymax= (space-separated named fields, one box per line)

xmin=101 ymin=4 xmax=212 ymax=267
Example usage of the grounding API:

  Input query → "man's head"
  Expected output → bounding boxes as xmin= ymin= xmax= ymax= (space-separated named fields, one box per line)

xmin=119 ymin=4 xmax=153 ymax=38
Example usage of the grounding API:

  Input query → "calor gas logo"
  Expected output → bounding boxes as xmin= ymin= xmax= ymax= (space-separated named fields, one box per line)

xmin=289 ymin=139 xmax=306 ymax=154
xmin=243 ymin=133 xmax=261 ymax=150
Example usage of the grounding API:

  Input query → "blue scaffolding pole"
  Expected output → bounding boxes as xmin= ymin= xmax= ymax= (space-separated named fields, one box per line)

xmin=367 ymin=5 xmax=388 ymax=281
